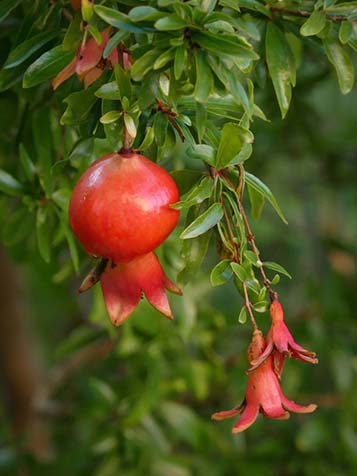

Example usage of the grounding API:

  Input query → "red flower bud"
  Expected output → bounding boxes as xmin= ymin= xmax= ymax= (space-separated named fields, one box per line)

xmin=248 ymin=300 xmax=318 ymax=375
xmin=212 ymin=330 xmax=317 ymax=433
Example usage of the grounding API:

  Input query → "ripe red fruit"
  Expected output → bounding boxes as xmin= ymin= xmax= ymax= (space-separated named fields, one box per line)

xmin=69 ymin=151 xmax=180 ymax=263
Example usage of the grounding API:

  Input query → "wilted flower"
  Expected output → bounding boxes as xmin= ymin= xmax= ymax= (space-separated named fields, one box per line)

xmin=248 ymin=300 xmax=318 ymax=375
xmin=52 ymin=28 xmax=120 ymax=90
xmin=212 ymin=330 xmax=317 ymax=433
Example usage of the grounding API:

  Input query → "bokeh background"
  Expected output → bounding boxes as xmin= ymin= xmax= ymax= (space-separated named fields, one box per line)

xmin=1 ymin=24 xmax=357 ymax=476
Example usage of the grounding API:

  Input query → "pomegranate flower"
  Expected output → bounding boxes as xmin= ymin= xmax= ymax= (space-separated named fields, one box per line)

xmin=212 ymin=330 xmax=317 ymax=433
xmin=100 ymin=252 xmax=182 ymax=326
xmin=52 ymin=28 xmax=120 ymax=90
xmin=248 ymin=300 xmax=318 ymax=374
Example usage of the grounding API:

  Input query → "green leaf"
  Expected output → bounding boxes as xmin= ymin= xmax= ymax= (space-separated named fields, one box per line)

xmin=63 ymin=13 xmax=82 ymax=51
xmin=153 ymin=113 xmax=169 ymax=147
xmin=231 ymin=262 xmax=248 ymax=282
xmin=61 ymin=86 xmax=98 ymax=125
xmin=194 ymin=50 xmax=213 ymax=103
xmin=2 ymin=207 xmax=34 ymax=246
xmin=33 ymin=109 xmax=53 ymax=196
xmin=36 ymin=206 xmax=51 ymax=263
xmin=245 ymin=172 xmax=288 ymax=224
xmin=94 ymin=5 xmax=147 ymax=33
xmin=0 ymin=0 xmax=22 ymax=24
xmin=263 ymin=261 xmax=292 ymax=279
xmin=300 ymin=11 xmax=327 ymax=37
xmin=192 ymin=31 xmax=258 ymax=60
xmin=244 ymin=250 xmax=259 ymax=266
xmin=187 ymin=144 xmax=215 ymax=166
xmin=130 ymin=49 xmax=163 ymax=81
xmin=216 ymin=123 xmax=253 ymax=169
xmin=253 ymin=301 xmax=268 ymax=313
xmin=124 ymin=113 xmax=137 ymax=138
xmin=103 ymin=30 xmax=129 ymax=58
xmin=155 ymin=15 xmax=187 ymax=31
xmin=174 ymin=45 xmax=188 ymax=80
xmin=23 ymin=46 xmax=74 ymax=88
xmin=180 ymin=202 xmax=223 ymax=239
xmin=82 ymin=0 xmax=93 ymax=23
xmin=135 ymin=127 xmax=154 ymax=151
xmin=129 ymin=6 xmax=164 ymax=22
xmin=172 ymin=176 xmax=212 ymax=209
xmin=238 ymin=306 xmax=247 ymax=324
xmin=95 ymin=81 xmax=121 ymax=100
xmin=100 ymin=110 xmax=121 ymax=124
xmin=0 ymin=169 xmax=24 ymax=196
xmin=339 ymin=21 xmax=353 ymax=44
xmin=323 ymin=39 xmax=354 ymax=94
xmin=247 ymin=182 xmax=265 ymax=219
xmin=178 ymin=224 xmax=211 ymax=284
xmin=3 ymin=31 xmax=58 ymax=69
xmin=210 ymin=259 xmax=232 ymax=286
xmin=19 ymin=143 xmax=35 ymax=182
xmin=52 ymin=188 xmax=71 ymax=212
xmin=266 ymin=23 xmax=296 ymax=118
xmin=114 ymin=63 xmax=132 ymax=101
xmin=88 ymin=25 xmax=102 ymax=45
xmin=153 ymin=48 xmax=176 ymax=70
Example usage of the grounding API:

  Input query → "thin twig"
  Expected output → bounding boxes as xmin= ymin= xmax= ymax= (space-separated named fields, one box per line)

xmin=242 ymin=281 xmax=258 ymax=331
xmin=271 ymin=6 xmax=357 ymax=24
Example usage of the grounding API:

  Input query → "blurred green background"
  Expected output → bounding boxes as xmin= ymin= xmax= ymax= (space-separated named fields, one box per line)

xmin=1 ymin=34 xmax=357 ymax=476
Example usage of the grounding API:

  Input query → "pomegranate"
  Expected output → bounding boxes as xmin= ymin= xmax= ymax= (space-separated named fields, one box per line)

xmin=69 ymin=151 xmax=180 ymax=263
xmin=69 ymin=150 xmax=181 ymax=324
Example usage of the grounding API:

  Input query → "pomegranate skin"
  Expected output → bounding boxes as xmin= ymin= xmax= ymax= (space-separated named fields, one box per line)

xmin=69 ymin=152 xmax=180 ymax=262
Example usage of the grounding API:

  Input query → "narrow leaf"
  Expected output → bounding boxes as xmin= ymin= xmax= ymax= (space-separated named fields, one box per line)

xmin=300 ymin=11 xmax=326 ymax=37
xmin=180 ymin=203 xmax=223 ymax=239
xmin=0 ymin=169 xmax=24 ymax=196
xmin=266 ymin=23 xmax=295 ymax=118
xmin=324 ymin=39 xmax=354 ymax=94
xmin=4 ymin=31 xmax=58 ymax=69
xmin=194 ymin=50 xmax=213 ymax=103
xmin=263 ymin=261 xmax=292 ymax=279
xmin=245 ymin=172 xmax=288 ymax=224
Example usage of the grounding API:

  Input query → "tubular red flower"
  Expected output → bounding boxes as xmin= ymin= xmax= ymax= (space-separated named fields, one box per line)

xmin=248 ymin=300 xmax=318 ymax=375
xmin=100 ymin=252 xmax=181 ymax=326
xmin=212 ymin=330 xmax=317 ymax=433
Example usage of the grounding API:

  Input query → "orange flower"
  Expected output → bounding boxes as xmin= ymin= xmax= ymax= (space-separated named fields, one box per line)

xmin=52 ymin=28 xmax=119 ymax=90
xmin=248 ymin=300 xmax=318 ymax=375
xmin=212 ymin=330 xmax=317 ymax=433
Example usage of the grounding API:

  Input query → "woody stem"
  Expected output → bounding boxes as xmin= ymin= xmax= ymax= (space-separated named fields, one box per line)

xmin=219 ymin=195 xmax=258 ymax=330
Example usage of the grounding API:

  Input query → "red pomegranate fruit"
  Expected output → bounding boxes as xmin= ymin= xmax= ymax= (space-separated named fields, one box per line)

xmin=69 ymin=151 xmax=181 ymax=325
xmin=69 ymin=151 xmax=180 ymax=263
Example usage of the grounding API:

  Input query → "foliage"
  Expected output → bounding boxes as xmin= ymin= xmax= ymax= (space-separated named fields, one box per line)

xmin=0 ymin=0 xmax=356 ymax=474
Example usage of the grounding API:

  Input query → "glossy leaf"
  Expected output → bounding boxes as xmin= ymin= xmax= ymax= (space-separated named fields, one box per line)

xmin=155 ymin=15 xmax=187 ymax=31
xmin=216 ymin=123 xmax=253 ymax=169
xmin=19 ymin=143 xmax=36 ymax=182
xmin=210 ymin=259 xmax=233 ymax=286
xmin=324 ymin=39 xmax=354 ymax=94
xmin=94 ymin=5 xmax=147 ymax=33
xmin=100 ymin=110 xmax=121 ymax=124
xmin=0 ymin=169 xmax=24 ymax=196
xmin=23 ymin=46 xmax=74 ymax=88
xmin=36 ymin=206 xmax=51 ymax=263
xmin=266 ymin=23 xmax=295 ymax=118
xmin=172 ymin=176 xmax=212 ymax=209
xmin=0 ymin=0 xmax=22 ymax=24
xmin=194 ymin=50 xmax=213 ymax=103
xmin=245 ymin=172 xmax=288 ymax=224
xmin=263 ymin=261 xmax=292 ymax=279
xmin=3 ymin=31 xmax=58 ymax=69
xmin=231 ymin=262 xmax=248 ymax=282
xmin=180 ymin=203 xmax=223 ymax=239
xmin=300 ymin=11 xmax=326 ymax=37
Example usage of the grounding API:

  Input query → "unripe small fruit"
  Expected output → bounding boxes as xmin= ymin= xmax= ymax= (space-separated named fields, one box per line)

xmin=69 ymin=151 xmax=180 ymax=262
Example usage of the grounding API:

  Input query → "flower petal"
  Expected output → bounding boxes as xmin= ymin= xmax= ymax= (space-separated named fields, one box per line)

xmin=211 ymin=405 xmax=243 ymax=421
xmin=232 ymin=403 xmax=259 ymax=433
xmin=247 ymin=341 xmax=273 ymax=372
xmin=281 ymin=394 xmax=317 ymax=414
xmin=100 ymin=264 xmax=141 ymax=326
